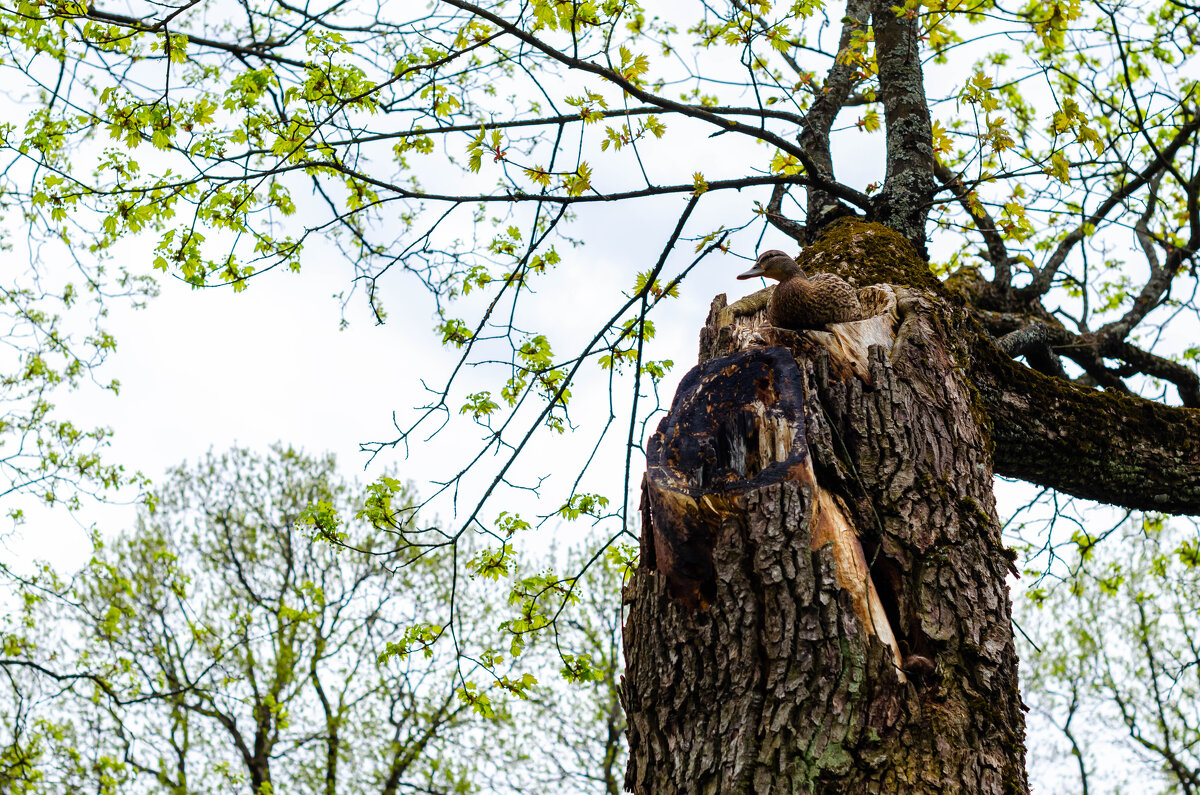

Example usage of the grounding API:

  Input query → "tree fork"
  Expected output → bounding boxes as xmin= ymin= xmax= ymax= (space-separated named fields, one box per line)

xmin=623 ymin=224 xmax=1027 ymax=793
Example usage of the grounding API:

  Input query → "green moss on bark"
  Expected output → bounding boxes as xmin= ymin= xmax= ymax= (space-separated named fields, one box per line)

xmin=797 ymin=217 xmax=943 ymax=293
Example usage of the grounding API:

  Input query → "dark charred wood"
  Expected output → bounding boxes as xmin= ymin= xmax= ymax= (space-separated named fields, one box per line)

xmin=640 ymin=347 xmax=812 ymax=610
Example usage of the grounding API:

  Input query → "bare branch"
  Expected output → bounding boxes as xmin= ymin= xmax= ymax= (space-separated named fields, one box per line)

xmin=1023 ymin=108 xmax=1200 ymax=299
xmin=83 ymin=4 xmax=310 ymax=67
xmin=935 ymin=161 xmax=1011 ymax=289
xmin=438 ymin=0 xmax=873 ymax=212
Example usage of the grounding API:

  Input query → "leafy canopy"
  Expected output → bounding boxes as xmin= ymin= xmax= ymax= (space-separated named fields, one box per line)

xmin=1 ymin=0 xmax=1197 ymax=646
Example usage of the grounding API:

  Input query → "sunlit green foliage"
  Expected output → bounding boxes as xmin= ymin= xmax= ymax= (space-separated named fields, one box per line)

xmin=2 ymin=0 xmax=1194 ymax=563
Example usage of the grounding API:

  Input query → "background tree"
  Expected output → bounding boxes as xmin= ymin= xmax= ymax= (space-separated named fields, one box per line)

xmin=1019 ymin=513 xmax=1200 ymax=795
xmin=0 ymin=195 xmax=153 ymax=523
xmin=4 ymin=444 xmax=636 ymax=794
xmin=7 ymin=445 xmax=510 ymax=794
xmin=1 ymin=0 xmax=1198 ymax=790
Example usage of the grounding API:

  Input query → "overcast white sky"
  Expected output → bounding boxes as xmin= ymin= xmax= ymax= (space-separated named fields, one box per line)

xmin=0 ymin=203 xmax=741 ymax=565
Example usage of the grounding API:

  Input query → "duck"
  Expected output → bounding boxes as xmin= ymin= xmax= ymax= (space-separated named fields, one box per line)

xmin=737 ymin=249 xmax=863 ymax=329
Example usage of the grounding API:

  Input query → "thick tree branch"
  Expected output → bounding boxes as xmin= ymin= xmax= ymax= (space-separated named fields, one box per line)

xmin=868 ymin=0 xmax=935 ymax=255
xmin=976 ymin=307 xmax=1200 ymax=407
xmin=996 ymin=323 xmax=1068 ymax=380
xmin=1108 ymin=341 xmax=1200 ymax=408
xmin=975 ymin=341 xmax=1200 ymax=515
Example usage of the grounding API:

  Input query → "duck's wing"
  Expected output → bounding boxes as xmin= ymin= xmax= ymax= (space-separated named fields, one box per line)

xmin=808 ymin=274 xmax=863 ymax=322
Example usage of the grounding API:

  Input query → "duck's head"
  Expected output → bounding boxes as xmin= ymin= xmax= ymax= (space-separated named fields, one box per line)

xmin=737 ymin=249 xmax=804 ymax=282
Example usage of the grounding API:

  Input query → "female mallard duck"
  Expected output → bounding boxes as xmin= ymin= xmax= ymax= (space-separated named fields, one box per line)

xmin=737 ymin=249 xmax=863 ymax=329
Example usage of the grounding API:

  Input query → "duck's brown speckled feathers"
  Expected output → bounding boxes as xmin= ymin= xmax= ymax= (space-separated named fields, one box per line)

xmin=768 ymin=272 xmax=862 ymax=328
xmin=737 ymin=249 xmax=863 ymax=330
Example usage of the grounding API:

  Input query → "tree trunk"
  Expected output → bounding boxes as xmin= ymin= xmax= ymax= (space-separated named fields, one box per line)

xmin=622 ymin=222 xmax=1027 ymax=793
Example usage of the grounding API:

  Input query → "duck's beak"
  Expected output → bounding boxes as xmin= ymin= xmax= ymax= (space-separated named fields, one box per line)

xmin=736 ymin=264 xmax=764 ymax=280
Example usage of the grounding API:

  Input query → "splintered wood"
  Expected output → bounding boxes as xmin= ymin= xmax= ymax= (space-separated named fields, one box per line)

xmin=811 ymin=488 xmax=904 ymax=674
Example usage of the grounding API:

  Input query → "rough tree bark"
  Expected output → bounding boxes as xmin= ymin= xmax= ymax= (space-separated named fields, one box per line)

xmin=622 ymin=220 xmax=1027 ymax=793
xmin=618 ymin=0 xmax=1200 ymax=777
